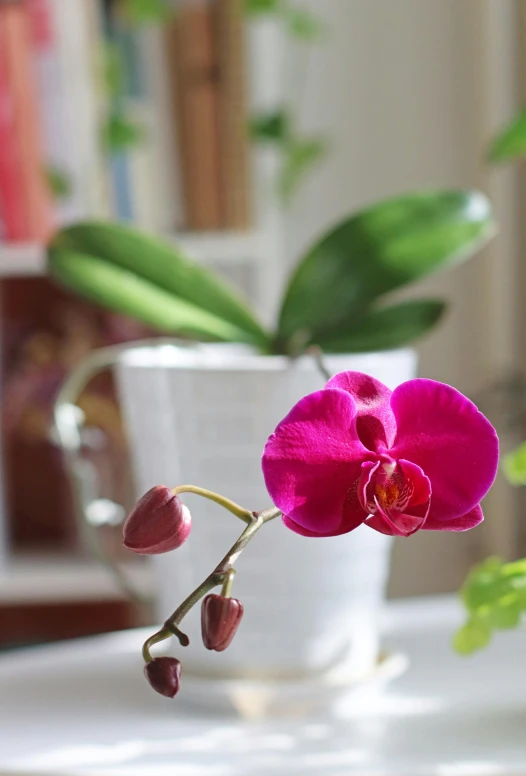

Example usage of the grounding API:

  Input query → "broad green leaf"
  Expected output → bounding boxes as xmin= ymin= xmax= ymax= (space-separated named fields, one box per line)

xmin=278 ymin=137 xmax=327 ymax=203
xmin=49 ymin=222 xmax=268 ymax=347
xmin=48 ymin=250 xmax=253 ymax=343
xmin=277 ymin=190 xmax=495 ymax=343
xmin=453 ymin=617 xmax=491 ymax=655
xmin=503 ymin=441 xmax=526 ymax=486
xmin=488 ymin=107 xmax=526 ymax=163
xmin=313 ymin=299 xmax=446 ymax=354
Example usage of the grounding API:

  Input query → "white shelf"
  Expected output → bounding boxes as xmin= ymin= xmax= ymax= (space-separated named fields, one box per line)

xmin=170 ymin=229 xmax=263 ymax=265
xmin=0 ymin=230 xmax=262 ymax=279
xmin=0 ymin=243 xmax=47 ymax=277
xmin=0 ymin=554 xmax=153 ymax=604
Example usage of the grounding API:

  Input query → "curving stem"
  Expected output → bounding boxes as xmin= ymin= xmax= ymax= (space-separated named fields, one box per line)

xmin=142 ymin=506 xmax=281 ymax=661
xmin=172 ymin=485 xmax=253 ymax=523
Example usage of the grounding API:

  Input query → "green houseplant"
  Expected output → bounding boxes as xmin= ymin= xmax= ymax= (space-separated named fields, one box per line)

xmin=48 ymin=189 xmax=494 ymax=355
xmin=48 ymin=188 xmax=495 ymax=696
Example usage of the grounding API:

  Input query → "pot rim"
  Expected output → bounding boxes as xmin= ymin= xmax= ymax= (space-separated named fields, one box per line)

xmin=117 ymin=339 xmax=416 ymax=373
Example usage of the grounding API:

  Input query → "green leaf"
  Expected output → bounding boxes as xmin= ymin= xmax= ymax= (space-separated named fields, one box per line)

xmin=102 ymin=114 xmax=144 ymax=153
xmin=49 ymin=221 xmax=269 ymax=348
xmin=486 ymin=599 xmax=521 ymax=629
xmin=102 ymin=42 xmax=125 ymax=101
xmin=48 ymin=250 xmax=249 ymax=343
xmin=45 ymin=166 xmax=72 ymax=200
xmin=284 ymin=7 xmax=323 ymax=40
xmin=503 ymin=441 xmax=526 ymax=486
xmin=245 ymin=0 xmax=280 ymax=14
xmin=278 ymin=137 xmax=327 ymax=203
xmin=277 ymin=190 xmax=495 ymax=345
xmin=461 ymin=557 xmax=505 ymax=613
xmin=453 ymin=617 xmax=491 ymax=655
xmin=123 ymin=0 xmax=174 ymax=24
xmin=250 ymin=110 xmax=290 ymax=144
xmin=488 ymin=107 xmax=526 ymax=163
xmin=313 ymin=299 xmax=446 ymax=353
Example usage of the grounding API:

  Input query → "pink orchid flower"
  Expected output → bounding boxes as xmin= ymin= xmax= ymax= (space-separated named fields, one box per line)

xmin=262 ymin=372 xmax=499 ymax=538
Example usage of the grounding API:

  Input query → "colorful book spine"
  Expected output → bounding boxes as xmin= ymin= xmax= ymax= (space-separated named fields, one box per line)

xmin=27 ymin=0 xmax=84 ymax=224
xmin=0 ymin=4 xmax=28 ymax=241
xmin=0 ymin=0 xmax=53 ymax=242
xmin=50 ymin=0 xmax=112 ymax=219
xmin=130 ymin=24 xmax=182 ymax=232
xmin=165 ymin=0 xmax=222 ymax=231
xmin=214 ymin=0 xmax=251 ymax=229
xmin=101 ymin=0 xmax=135 ymax=221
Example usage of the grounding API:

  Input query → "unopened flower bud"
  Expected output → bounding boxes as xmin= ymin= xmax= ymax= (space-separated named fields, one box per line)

xmin=201 ymin=594 xmax=244 ymax=652
xmin=123 ymin=485 xmax=191 ymax=555
xmin=144 ymin=657 xmax=181 ymax=698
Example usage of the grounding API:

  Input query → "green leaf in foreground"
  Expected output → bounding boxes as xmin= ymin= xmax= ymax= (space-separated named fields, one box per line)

xmin=488 ymin=107 xmax=526 ymax=163
xmin=454 ymin=556 xmax=526 ymax=655
xmin=453 ymin=617 xmax=491 ymax=655
xmin=313 ymin=299 xmax=446 ymax=354
xmin=503 ymin=441 xmax=526 ymax=486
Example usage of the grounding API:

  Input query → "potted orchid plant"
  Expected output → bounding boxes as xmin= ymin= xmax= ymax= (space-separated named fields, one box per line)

xmin=121 ymin=369 xmax=499 ymax=698
xmin=49 ymin=188 xmax=495 ymax=692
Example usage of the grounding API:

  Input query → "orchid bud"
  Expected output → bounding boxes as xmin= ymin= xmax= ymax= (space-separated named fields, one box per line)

xmin=201 ymin=594 xmax=244 ymax=652
xmin=123 ymin=485 xmax=191 ymax=555
xmin=144 ymin=657 xmax=181 ymax=698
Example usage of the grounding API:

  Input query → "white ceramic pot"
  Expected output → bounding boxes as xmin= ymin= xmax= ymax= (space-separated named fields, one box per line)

xmin=115 ymin=344 xmax=417 ymax=681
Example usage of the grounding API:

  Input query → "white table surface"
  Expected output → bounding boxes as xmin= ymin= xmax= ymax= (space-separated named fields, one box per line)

xmin=0 ymin=595 xmax=525 ymax=776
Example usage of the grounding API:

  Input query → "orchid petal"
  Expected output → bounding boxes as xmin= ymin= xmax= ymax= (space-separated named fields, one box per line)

xmin=390 ymin=379 xmax=498 ymax=522
xmin=423 ymin=504 xmax=484 ymax=532
xmin=262 ymin=388 xmax=370 ymax=534
xmin=326 ymin=371 xmax=396 ymax=451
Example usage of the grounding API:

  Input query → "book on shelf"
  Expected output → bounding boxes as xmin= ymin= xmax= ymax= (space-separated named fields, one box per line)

xmin=0 ymin=4 xmax=27 ymax=242
xmin=165 ymin=0 xmax=223 ymax=231
xmin=0 ymin=0 xmax=53 ymax=242
xmin=214 ymin=0 xmax=251 ymax=229
xmin=0 ymin=0 xmax=253 ymax=247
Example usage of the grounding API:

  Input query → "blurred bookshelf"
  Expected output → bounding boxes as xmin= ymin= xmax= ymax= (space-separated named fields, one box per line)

xmin=0 ymin=229 xmax=268 ymax=276
xmin=0 ymin=0 xmax=286 ymax=633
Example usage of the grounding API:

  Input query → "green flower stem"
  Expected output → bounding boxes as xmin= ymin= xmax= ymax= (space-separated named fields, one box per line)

xmin=172 ymin=485 xmax=253 ymax=523
xmin=221 ymin=569 xmax=236 ymax=598
xmin=141 ymin=506 xmax=281 ymax=660
xmin=142 ymin=627 xmax=174 ymax=663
